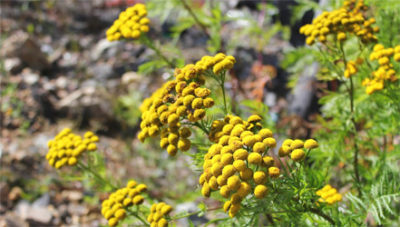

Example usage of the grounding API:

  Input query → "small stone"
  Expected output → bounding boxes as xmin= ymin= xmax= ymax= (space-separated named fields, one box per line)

xmin=8 ymin=187 xmax=22 ymax=201
xmin=121 ymin=71 xmax=140 ymax=85
xmin=15 ymin=200 xmax=30 ymax=220
xmin=61 ymin=190 xmax=83 ymax=202
xmin=68 ymin=203 xmax=88 ymax=216
xmin=1 ymin=212 xmax=29 ymax=227
xmin=1 ymin=31 xmax=50 ymax=71
xmin=32 ymin=193 xmax=50 ymax=207
xmin=0 ymin=182 xmax=9 ymax=203
xmin=88 ymin=63 xmax=115 ymax=80
xmin=26 ymin=206 xmax=53 ymax=224
xmin=90 ymin=38 xmax=119 ymax=61
xmin=21 ymin=69 xmax=39 ymax=85
xmin=4 ymin=58 xmax=22 ymax=74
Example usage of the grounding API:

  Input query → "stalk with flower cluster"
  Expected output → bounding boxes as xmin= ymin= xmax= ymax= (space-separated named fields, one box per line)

xmin=299 ymin=0 xmax=384 ymax=197
xmin=106 ymin=3 xmax=177 ymax=68
xmin=134 ymin=48 xmax=340 ymax=224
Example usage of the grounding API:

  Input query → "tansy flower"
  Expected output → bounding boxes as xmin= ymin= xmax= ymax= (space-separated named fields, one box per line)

xmin=304 ymin=139 xmax=318 ymax=149
xmin=138 ymin=53 xmax=235 ymax=156
xmin=277 ymin=137 xmax=317 ymax=162
xmin=362 ymin=43 xmax=399 ymax=94
xmin=268 ymin=167 xmax=280 ymax=178
xmin=147 ymin=202 xmax=173 ymax=227
xmin=106 ymin=4 xmax=150 ymax=41
xmin=316 ymin=184 xmax=343 ymax=205
xmin=300 ymin=0 xmax=378 ymax=46
xmin=291 ymin=149 xmax=305 ymax=162
xmin=101 ymin=180 xmax=147 ymax=227
xmin=46 ymin=128 xmax=99 ymax=169
xmin=199 ymin=114 xmax=280 ymax=217
xmin=254 ymin=185 xmax=268 ymax=199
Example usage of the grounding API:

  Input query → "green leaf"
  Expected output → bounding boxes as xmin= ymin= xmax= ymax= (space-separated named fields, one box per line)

xmin=138 ymin=59 xmax=168 ymax=75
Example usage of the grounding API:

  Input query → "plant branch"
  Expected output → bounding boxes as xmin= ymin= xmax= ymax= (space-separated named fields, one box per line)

xmin=206 ymin=70 xmax=229 ymax=114
xmin=219 ymin=71 xmax=229 ymax=114
xmin=140 ymin=35 xmax=176 ymax=68
xmin=266 ymin=213 xmax=275 ymax=225
xmin=308 ymin=208 xmax=335 ymax=225
xmin=193 ymin=122 xmax=210 ymax=135
xmin=127 ymin=209 xmax=150 ymax=226
xmin=339 ymin=42 xmax=362 ymax=197
xmin=181 ymin=0 xmax=210 ymax=38
xmin=170 ymin=206 xmax=220 ymax=220
xmin=77 ymin=161 xmax=117 ymax=190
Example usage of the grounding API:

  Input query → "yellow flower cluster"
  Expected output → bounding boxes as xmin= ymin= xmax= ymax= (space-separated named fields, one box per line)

xmin=316 ymin=184 xmax=343 ymax=205
xmin=278 ymin=139 xmax=318 ymax=162
xmin=106 ymin=3 xmax=150 ymax=41
xmin=46 ymin=128 xmax=98 ymax=169
xmin=199 ymin=114 xmax=279 ymax=217
xmin=344 ymin=58 xmax=363 ymax=78
xmin=101 ymin=180 xmax=147 ymax=227
xmin=147 ymin=202 xmax=173 ymax=227
xmin=299 ymin=0 xmax=378 ymax=45
xmin=193 ymin=54 xmax=236 ymax=75
xmin=362 ymin=44 xmax=400 ymax=94
xmin=138 ymin=53 xmax=236 ymax=155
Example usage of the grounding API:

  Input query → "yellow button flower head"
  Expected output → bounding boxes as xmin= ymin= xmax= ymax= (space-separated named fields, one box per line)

xmin=253 ymin=171 xmax=267 ymax=184
xmin=46 ymin=128 xmax=99 ymax=169
xmin=343 ymin=58 xmax=361 ymax=78
xmin=316 ymin=184 xmax=343 ymax=205
xmin=254 ymin=185 xmax=268 ymax=199
xmin=209 ymin=53 xmax=236 ymax=74
xmin=248 ymin=152 xmax=262 ymax=165
xmin=101 ymin=180 xmax=147 ymax=226
xmin=268 ymin=167 xmax=280 ymax=178
xmin=300 ymin=0 xmax=378 ymax=46
xmin=263 ymin=137 xmax=276 ymax=148
xmin=106 ymin=4 xmax=150 ymax=41
xmin=291 ymin=149 xmax=305 ymax=162
xmin=277 ymin=137 xmax=316 ymax=162
xmin=304 ymin=139 xmax=318 ymax=149
xmin=262 ymin=156 xmax=274 ymax=167
xmin=138 ymin=53 xmax=235 ymax=156
xmin=229 ymin=203 xmax=241 ymax=218
xmin=362 ymin=43 xmax=399 ymax=94
xmin=147 ymin=202 xmax=173 ymax=227
xmin=199 ymin=114 xmax=281 ymax=217
xmin=291 ymin=139 xmax=304 ymax=149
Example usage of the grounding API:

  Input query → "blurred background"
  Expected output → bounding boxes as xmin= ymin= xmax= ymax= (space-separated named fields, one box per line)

xmin=1 ymin=0 xmax=339 ymax=226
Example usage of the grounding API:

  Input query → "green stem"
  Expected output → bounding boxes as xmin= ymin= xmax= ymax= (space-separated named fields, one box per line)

xmin=349 ymin=76 xmax=362 ymax=197
xmin=193 ymin=122 xmax=209 ymax=135
xmin=77 ymin=161 xmax=117 ymax=190
xmin=277 ymin=157 xmax=291 ymax=179
xmin=377 ymin=135 xmax=387 ymax=175
xmin=219 ymin=70 xmax=229 ymax=114
xmin=266 ymin=213 xmax=275 ymax=225
xmin=140 ymin=35 xmax=176 ymax=68
xmin=127 ymin=209 xmax=150 ymax=226
xmin=339 ymin=42 xmax=362 ymax=197
xmin=317 ymin=46 xmax=343 ymax=78
xmin=303 ymin=148 xmax=311 ymax=168
xmin=308 ymin=208 xmax=335 ymax=225
xmin=180 ymin=0 xmax=210 ymax=38
xmin=171 ymin=206 xmax=220 ymax=220
xmin=204 ymin=70 xmax=229 ymax=114
xmin=220 ymin=78 xmax=228 ymax=114
xmin=386 ymin=85 xmax=400 ymax=113
xmin=204 ymin=217 xmax=231 ymax=227
xmin=171 ymin=210 xmax=201 ymax=220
